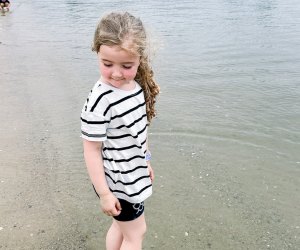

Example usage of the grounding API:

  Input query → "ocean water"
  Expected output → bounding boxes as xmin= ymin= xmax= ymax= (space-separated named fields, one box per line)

xmin=1 ymin=0 xmax=300 ymax=249
xmin=7 ymin=0 xmax=298 ymax=163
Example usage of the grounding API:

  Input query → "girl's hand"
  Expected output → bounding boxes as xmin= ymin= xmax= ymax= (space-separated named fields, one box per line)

xmin=100 ymin=192 xmax=122 ymax=216
xmin=147 ymin=163 xmax=155 ymax=182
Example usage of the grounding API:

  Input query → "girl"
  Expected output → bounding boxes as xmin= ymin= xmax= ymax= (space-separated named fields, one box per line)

xmin=81 ymin=12 xmax=159 ymax=250
xmin=0 ymin=0 xmax=10 ymax=12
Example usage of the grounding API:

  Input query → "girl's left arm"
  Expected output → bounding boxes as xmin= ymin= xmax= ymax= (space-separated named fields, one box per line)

xmin=146 ymin=137 xmax=154 ymax=182
xmin=147 ymin=161 xmax=154 ymax=182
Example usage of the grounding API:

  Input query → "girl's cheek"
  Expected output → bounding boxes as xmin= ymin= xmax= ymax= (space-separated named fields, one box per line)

xmin=100 ymin=66 xmax=111 ymax=76
xmin=124 ymin=68 xmax=138 ymax=79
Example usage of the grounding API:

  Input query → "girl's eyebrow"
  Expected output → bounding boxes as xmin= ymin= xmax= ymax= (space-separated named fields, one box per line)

xmin=102 ymin=59 xmax=134 ymax=64
xmin=102 ymin=59 xmax=112 ymax=62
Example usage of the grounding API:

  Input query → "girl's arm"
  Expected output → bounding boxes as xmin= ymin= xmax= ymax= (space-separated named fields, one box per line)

xmin=83 ymin=139 xmax=121 ymax=216
xmin=146 ymin=137 xmax=155 ymax=182
xmin=147 ymin=161 xmax=154 ymax=182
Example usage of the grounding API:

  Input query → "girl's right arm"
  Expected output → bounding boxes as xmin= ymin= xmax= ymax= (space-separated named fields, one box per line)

xmin=83 ymin=139 xmax=121 ymax=216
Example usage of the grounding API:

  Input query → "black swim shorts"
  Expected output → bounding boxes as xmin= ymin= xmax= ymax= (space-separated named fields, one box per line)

xmin=92 ymin=185 xmax=144 ymax=221
xmin=113 ymin=198 xmax=144 ymax=221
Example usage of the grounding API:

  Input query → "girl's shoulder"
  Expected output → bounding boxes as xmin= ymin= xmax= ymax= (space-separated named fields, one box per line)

xmin=89 ymin=80 xmax=113 ymax=100
xmin=84 ymin=81 xmax=112 ymax=112
xmin=90 ymin=80 xmax=107 ymax=93
xmin=88 ymin=80 xmax=143 ymax=104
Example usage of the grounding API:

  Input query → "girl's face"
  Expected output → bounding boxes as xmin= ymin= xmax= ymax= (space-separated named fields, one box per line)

xmin=98 ymin=45 xmax=140 ymax=90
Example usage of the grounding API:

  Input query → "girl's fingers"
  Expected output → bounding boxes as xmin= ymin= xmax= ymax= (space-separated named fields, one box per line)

xmin=104 ymin=209 xmax=111 ymax=215
xmin=100 ymin=194 xmax=121 ymax=216
xmin=116 ymin=200 xmax=122 ymax=211
xmin=103 ymin=209 xmax=116 ymax=216
xmin=148 ymin=166 xmax=154 ymax=181
xmin=104 ymin=211 xmax=111 ymax=216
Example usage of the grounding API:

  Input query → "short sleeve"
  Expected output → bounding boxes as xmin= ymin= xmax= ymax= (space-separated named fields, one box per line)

xmin=80 ymin=86 xmax=111 ymax=142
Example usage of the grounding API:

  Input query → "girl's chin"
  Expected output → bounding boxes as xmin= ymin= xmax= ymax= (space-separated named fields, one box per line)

xmin=110 ymin=80 xmax=126 ymax=87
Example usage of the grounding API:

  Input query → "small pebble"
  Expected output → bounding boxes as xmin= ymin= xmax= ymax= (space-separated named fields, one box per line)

xmin=170 ymin=235 xmax=175 ymax=239
xmin=185 ymin=232 xmax=189 ymax=236
xmin=0 ymin=227 xmax=3 ymax=231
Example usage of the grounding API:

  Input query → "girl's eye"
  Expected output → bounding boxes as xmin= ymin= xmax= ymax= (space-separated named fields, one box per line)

xmin=123 ymin=65 xmax=132 ymax=69
xmin=103 ymin=63 xmax=112 ymax=67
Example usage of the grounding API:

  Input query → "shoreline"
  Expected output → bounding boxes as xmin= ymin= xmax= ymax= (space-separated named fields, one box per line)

xmin=1 ymin=2 xmax=299 ymax=249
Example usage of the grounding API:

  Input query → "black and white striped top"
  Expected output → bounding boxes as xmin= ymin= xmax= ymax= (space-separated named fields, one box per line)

xmin=81 ymin=80 xmax=152 ymax=203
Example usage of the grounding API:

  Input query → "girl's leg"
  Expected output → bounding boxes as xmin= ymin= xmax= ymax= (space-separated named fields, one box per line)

xmin=106 ymin=219 xmax=123 ymax=250
xmin=116 ymin=213 xmax=147 ymax=250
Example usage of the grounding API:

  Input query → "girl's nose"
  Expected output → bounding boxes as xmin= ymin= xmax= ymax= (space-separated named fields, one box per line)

xmin=112 ymin=68 xmax=122 ymax=78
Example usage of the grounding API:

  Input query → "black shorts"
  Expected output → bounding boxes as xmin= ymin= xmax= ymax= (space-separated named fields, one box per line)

xmin=113 ymin=198 xmax=144 ymax=221
xmin=92 ymin=185 xmax=144 ymax=221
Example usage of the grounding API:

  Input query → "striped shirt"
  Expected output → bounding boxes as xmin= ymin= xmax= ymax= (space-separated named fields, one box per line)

xmin=81 ymin=80 xmax=152 ymax=203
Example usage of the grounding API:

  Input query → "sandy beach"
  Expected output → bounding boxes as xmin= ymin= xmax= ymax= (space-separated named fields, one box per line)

xmin=1 ymin=2 xmax=300 ymax=250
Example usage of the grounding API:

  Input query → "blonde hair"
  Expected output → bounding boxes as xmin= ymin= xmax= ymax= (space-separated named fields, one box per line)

xmin=92 ymin=12 xmax=160 ymax=123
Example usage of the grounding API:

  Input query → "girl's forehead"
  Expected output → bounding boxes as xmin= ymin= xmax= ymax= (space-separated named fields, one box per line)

xmin=99 ymin=45 xmax=140 ymax=62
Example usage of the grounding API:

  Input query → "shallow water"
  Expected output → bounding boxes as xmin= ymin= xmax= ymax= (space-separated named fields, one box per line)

xmin=1 ymin=0 xmax=299 ymax=249
xmin=8 ymin=0 xmax=299 ymax=163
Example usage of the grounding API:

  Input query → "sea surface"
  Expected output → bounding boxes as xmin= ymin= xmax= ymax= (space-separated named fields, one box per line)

xmin=1 ymin=0 xmax=299 ymax=249
xmin=4 ymin=0 xmax=298 ymax=163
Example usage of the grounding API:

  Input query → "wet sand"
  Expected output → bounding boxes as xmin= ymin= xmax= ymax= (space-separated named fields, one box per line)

xmin=1 ymin=3 xmax=300 ymax=250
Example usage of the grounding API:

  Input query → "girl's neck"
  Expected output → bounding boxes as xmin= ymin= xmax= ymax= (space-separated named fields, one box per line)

xmin=100 ymin=78 xmax=137 ymax=92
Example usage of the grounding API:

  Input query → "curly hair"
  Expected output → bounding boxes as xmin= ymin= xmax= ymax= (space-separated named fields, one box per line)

xmin=92 ymin=12 xmax=160 ymax=123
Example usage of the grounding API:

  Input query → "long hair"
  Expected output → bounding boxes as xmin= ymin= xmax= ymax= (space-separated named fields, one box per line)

xmin=92 ymin=12 xmax=160 ymax=123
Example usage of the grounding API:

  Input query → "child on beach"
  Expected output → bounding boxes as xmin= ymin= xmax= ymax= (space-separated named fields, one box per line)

xmin=81 ymin=12 xmax=160 ymax=250
xmin=0 ymin=0 xmax=10 ymax=12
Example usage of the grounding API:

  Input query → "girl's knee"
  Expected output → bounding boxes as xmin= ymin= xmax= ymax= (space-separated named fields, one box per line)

xmin=137 ymin=215 xmax=147 ymax=236
xmin=127 ymin=221 xmax=146 ymax=240
xmin=118 ymin=215 xmax=147 ymax=242
xmin=138 ymin=221 xmax=147 ymax=239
